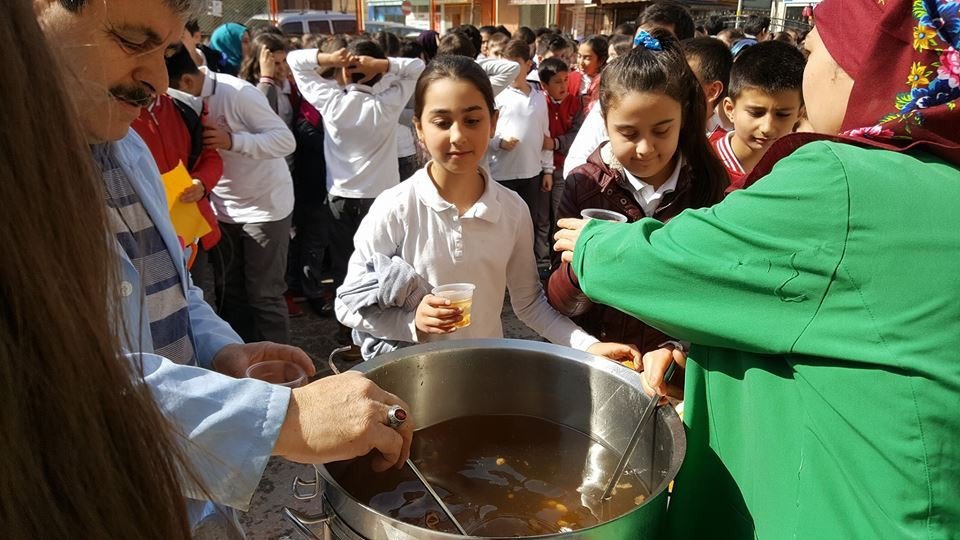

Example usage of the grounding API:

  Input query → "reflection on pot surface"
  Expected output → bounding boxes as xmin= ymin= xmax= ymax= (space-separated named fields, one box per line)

xmin=327 ymin=415 xmax=648 ymax=537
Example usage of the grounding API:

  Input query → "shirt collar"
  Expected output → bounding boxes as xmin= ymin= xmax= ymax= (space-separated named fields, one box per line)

xmin=199 ymin=66 xmax=216 ymax=98
xmin=621 ymin=155 xmax=683 ymax=200
xmin=413 ymin=163 xmax=502 ymax=223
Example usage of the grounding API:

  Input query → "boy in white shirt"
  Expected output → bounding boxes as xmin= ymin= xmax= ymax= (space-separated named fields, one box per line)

xmin=486 ymin=39 xmax=554 ymax=270
xmin=288 ymin=39 xmax=425 ymax=293
xmin=167 ymin=47 xmax=297 ymax=344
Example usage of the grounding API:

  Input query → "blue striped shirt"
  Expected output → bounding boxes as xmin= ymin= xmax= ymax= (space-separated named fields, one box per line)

xmin=95 ymin=144 xmax=197 ymax=365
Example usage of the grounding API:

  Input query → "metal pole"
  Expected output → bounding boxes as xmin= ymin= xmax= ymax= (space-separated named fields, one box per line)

xmin=735 ymin=0 xmax=743 ymax=28
xmin=430 ymin=0 xmax=436 ymax=30
xmin=356 ymin=0 xmax=364 ymax=30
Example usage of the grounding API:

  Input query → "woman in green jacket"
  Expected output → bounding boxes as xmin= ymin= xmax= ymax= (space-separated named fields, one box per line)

xmin=556 ymin=0 xmax=960 ymax=537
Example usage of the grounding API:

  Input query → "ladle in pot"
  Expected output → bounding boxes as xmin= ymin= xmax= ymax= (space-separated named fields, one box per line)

xmin=597 ymin=360 xmax=678 ymax=504
xmin=328 ymin=346 xmax=470 ymax=536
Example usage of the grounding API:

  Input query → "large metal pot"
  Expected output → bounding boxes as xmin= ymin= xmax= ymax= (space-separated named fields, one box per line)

xmin=285 ymin=339 xmax=685 ymax=539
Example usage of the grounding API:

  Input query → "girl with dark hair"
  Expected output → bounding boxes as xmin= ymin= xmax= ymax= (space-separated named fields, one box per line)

xmin=335 ymin=55 xmax=638 ymax=363
xmin=548 ymin=30 xmax=726 ymax=355
xmin=575 ymin=34 xmax=608 ymax=106
xmin=0 ymin=0 xmax=198 ymax=536
xmin=417 ymin=30 xmax=440 ymax=63
xmin=240 ymin=32 xmax=295 ymax=124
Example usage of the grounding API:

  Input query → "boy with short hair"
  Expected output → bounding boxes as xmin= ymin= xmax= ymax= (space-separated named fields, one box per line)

xmin=711 ymin=41 xmax=805 ymax=190
xmin=681 ymin=36 xmax=734 ymax=137
xmin=486 ymin=32 xmax=511 ymax=59
xmin=537 ymin=57 xmax=583 ymax=276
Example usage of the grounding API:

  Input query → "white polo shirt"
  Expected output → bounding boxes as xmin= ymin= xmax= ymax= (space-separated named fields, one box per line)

xmin=336 ymin=165 xmax=599 ymax=351
xmin=488 ymin=85 xmax=554 ymax=181
xmin=288 ymin=50 xmax=425 ymax=199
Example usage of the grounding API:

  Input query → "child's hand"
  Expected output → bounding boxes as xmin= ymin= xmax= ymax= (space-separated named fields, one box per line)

xmin=179 ymin=179 xmax=205 ymax=203
xmin=542 ymin=135 xmax=555 ymax=150
xmin=541 ymin=172 xmax=553 ymax=192
xmin=259 ymin=45 xmax=277 ymax=79
xmin=499 ymin=137 xmax=519 ymax=151
xmin=415 ymin=295 xmax=462 ymax=335
xmin=203 ymin=124 xmax=232 ymax=150
xmin=587 ymin=342 xmax=641 ymax=366
xmin=318 ymin=48 xmax=357 ymax=68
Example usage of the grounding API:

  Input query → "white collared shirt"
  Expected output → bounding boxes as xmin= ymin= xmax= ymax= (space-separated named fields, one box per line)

xmin=487 ymin=85 xmax=554 ymax=181
xmin=620 ymin=156 xmax=683 ymax=216
xmin=335 ymin=165 xmax=599 ymax=351
xmin=288 ymin=50 xmax=425 ymax=199
xmin=199 ymin=67 xmax=296 ymax=224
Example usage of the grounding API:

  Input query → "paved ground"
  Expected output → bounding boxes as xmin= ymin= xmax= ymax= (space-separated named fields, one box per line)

xmin=235 ymin=293 xmax=542 ymax=539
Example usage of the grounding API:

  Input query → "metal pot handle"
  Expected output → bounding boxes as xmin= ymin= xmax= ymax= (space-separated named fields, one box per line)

xmin=282 ymin=506 xmax=330 ymax=540
xmin=292 ymin=468 xmax=321 ymax=500
xmin=328 ymin=346 xmax=353 ymax=375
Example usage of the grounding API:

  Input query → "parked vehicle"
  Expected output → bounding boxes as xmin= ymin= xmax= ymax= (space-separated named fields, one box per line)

xmin=246 ymin=10 xmax=358 ymax=36
xmin=364 ymin=21 xmax=425 ymax=38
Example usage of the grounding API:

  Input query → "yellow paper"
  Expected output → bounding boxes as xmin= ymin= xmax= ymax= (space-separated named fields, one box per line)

xmin=161 ymin=161 xmax=212 ymax=242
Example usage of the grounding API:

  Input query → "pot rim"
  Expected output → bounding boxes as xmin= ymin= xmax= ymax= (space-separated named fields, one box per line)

xmin=315 ymin=338 xmax=687 ymax=539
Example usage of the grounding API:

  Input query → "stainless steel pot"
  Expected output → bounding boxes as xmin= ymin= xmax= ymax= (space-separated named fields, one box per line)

xmin=285 ymin=339 xmax=686 ymax=539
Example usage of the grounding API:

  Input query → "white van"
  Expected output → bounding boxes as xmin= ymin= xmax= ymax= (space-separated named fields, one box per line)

xmin=246 ymin=10 xmax=358 ymax=36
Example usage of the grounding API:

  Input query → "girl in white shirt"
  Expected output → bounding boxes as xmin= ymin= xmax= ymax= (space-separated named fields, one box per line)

xmin=335 ymin=55 xmax=638 ymax=361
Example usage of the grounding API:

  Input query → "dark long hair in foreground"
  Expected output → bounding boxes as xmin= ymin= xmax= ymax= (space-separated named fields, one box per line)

xmin=0 ymin=0 xmax=193 ymax=537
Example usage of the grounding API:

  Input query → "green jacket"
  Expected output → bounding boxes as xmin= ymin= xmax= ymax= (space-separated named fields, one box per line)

xmin=573 ymin=141 xmax=960 ymax=538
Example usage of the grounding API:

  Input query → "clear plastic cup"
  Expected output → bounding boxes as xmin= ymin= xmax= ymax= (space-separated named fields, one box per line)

xmin=432 ymin=283 xmax=476 ymax=329
xmin=245 ymin=361 xmax=308 ymax=388
xmin=580 ymin=208 xmax=628 ymax=223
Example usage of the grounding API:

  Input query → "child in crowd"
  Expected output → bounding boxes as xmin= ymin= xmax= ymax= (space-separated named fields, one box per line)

xmin=528 ymin=33 xmax=576 ymax=89
xmin=547 ymin=30 xmax=727 ymax=354
xmin=485 ymin=32 xmax=510 ymax=59
xmin=335 ymin=55 xmax=637 ymax=363
xmin=537 ymin=57 xmax=584 ymax=278
xmin=486 ymin=39 xmax=554 ymax=270
xmin=576 ymin=35 xmax=608 ymax=108
xmin=681 ymin=36 xmax=734 ymax=137
xmin=133 ymin=45 xmax=223 ymax=277
xmin=287 ymin=38 xmax=425 ymax=297
xmin=712 ymin=41 xmax=805 ymax=190
xmin=166 ymin=42 xmax=297 ymax=344
xmin=607 ymin=34 xmax=633 ymax=61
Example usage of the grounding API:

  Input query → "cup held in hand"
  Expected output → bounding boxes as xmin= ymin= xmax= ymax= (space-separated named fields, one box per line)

xmin=245 ymin=360 xmax=308 ymax=388
xmin=580 ymin=208 xmax=628 ymax=223
xmin=431 ymin=283 xmax=476 ymax=329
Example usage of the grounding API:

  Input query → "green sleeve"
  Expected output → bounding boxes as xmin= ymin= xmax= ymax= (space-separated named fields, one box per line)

xmin=572 ymin=142 xmax=850 ymax=354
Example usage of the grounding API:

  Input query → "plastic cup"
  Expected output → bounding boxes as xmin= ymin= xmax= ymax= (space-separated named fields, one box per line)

xmin=245 ymin=360 xmax=308 ymax=388
xmin=580 ymin=208 xmax=628 ymax=223
xmin=432 ymin=283 xmax=476 ymax=329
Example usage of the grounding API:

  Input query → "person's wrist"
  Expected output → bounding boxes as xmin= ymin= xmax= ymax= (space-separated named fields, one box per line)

xmin=273 ymin=388 xmax=303 ymax=457
xmin=226 ymin=132 xmax=233 ymax=151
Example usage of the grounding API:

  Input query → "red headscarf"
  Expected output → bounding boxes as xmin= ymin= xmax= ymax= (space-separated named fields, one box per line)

xmin=741 ymin=0 xmax=960 ymax=188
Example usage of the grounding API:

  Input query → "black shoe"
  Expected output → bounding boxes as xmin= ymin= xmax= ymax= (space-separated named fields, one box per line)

xmin=307 ymin=297 xmax=335 ymax=318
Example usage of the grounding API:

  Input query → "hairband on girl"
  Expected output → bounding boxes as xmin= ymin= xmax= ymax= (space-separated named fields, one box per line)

xmin=633 ymin=30 xmax=662 ymax=51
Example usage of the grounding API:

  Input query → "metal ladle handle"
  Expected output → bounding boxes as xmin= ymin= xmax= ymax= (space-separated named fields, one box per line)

xmin=600 ymin=358 xmax=679 ymax=502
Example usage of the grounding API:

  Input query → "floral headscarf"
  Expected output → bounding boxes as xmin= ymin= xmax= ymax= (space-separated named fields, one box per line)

xmin=817 ymin=0 xmax=960 ymax=162
xmin=738 ymin=0 xmax=960 ymax=190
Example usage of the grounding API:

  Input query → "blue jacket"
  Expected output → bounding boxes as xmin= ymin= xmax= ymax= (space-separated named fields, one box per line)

xmin=109 ymin=131 xmax=290 ymax=512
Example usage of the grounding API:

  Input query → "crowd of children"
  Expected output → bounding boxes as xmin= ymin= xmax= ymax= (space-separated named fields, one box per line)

xmin=138 ymin=1 xmax=814 ymax=359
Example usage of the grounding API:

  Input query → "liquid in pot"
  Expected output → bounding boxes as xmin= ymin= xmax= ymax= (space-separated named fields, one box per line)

xmin=327 ymin=415 xmax=650 ymax=536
